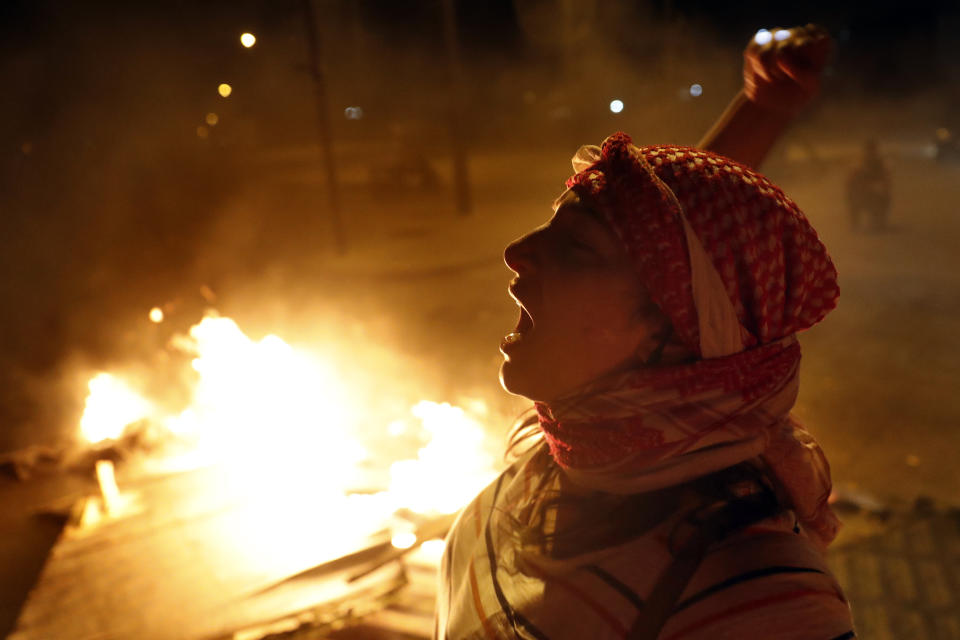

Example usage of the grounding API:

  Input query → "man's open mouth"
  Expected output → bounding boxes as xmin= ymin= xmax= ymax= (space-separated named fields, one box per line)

xmin=504 ymin=282 xmax=535 ymax=347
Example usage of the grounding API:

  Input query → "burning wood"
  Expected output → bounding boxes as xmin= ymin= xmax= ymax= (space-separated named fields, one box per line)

xmin=10 ymin=311 xmax=499 ymax=639
xmin=94 ymin=460 xmax=119 ymax=515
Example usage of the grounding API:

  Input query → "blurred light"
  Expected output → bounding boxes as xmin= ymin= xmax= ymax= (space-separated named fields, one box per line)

xmin=421 ymin=538 xmax=445 ymax=555
xmin=387 ymin=419 xmax=406 ymax=436
xmin=417 ymin=538 xmax=446 ymax=563
xmin=205 ymin=112 xmax=219 ymax=126
xmin=754 ymin=29 xmax=772 ymax=46
xmin=21 ymin=141 xmax=33 ymax=155
xmin=218 ymin=83 xmax=232 ymax=98
xmin=240 ymin=32 xmax=256 ymax=48
xmin=689 ymin=83 xmax=703 ymax=97
xmin=935 ymin=127 xmax=951 ymax=142
xmin=391 ymin=531 xmax=417 ymax=549
xmin=149 ymin=307 xmax=164 ymax=323
xmin=774 ymin=29 xmax=791 ymax=42
xmin=344 ymin=106 xmax=364 ymax=120
xmin=420 ymin=538 xmax=447 ymax=560
xmin=196 ymin=125 xmax=209 ymax=139
xmin=609 ymin=99 xmax=624 ymax=114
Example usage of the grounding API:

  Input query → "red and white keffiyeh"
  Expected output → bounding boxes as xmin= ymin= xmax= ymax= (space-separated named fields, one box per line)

xmin=540 ymin=133 xmax=840 ymax=549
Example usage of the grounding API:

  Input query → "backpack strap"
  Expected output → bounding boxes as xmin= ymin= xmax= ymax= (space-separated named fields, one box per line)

xmin=626 ymin=492 xmax=780 ymax=640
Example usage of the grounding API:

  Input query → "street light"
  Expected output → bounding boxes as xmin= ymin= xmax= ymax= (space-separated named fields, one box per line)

xmin=240 ymin=32 xmax=256 ymax=48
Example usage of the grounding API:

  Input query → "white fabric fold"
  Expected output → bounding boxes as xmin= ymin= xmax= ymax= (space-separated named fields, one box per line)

xmin=656 ymin=173 xmax=746 ymax=358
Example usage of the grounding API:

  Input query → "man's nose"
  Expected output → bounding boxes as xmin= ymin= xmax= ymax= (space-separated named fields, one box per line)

xmin=503 ymin=233 xmax=538 ymax=274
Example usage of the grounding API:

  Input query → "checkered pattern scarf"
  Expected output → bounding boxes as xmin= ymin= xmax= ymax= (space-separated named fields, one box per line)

xmin=538 ymin=133 xmax=840 ymax=548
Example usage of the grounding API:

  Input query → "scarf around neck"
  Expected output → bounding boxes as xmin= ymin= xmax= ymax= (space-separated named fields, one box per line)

xmin=536 ymin=335 xmax=839 ymax=549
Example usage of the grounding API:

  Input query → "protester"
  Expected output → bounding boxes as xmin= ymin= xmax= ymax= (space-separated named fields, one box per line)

xmin=435 ymin=26 xmax=854 ymax=639
xmin=846 ymin=139 xmax=891 ymax=231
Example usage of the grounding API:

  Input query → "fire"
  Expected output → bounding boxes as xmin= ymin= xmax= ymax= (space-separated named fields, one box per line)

xmin=169 ymin=315 xmax=365 ymax=482
xmin=77 ymin=311 xmax=500 ymax=532
xmin=388 ymin=401 xmax=496 ymax=515
xmin=79 ymin=373 xmax=152 ymax=443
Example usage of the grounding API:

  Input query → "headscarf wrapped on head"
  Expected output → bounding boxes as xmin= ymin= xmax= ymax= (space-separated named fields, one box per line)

xmin=565 ymin=132 xmax=838 ymax=357
xmin=538 ymin=132 xmax=841 ymax=548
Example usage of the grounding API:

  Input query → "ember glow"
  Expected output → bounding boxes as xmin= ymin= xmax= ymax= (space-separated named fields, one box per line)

xmin=77 ymin=312 xmax=500 ymax=527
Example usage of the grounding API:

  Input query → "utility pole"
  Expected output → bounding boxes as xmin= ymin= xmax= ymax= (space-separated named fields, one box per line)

xmin=302 ymin=0 xmax=347 ymax=253
xmin=441 ymin=0 xmax=471 ymax=216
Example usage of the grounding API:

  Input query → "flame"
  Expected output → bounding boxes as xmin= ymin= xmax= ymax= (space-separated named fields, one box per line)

xmin=77 ymin=312 xmax=500 ymax=535
xmin=79 ymin=373 xmax=151 ymax=443
xmin=173 ymin=316 xmax=364 ymax=476
xmin=388 ymin=401 xmax=496 ymax=515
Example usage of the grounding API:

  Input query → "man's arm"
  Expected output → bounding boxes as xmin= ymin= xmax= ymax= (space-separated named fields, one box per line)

xmin=698 ymin=24 xmax=832 ymax=169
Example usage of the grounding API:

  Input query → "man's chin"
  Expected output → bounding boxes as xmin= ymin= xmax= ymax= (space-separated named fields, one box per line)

xmin=499 ymin=361 xmax=529 ymax=398
xmin=499 ymin=361 xmax=548 ymax=402
xmin=497 ymin=362 xmax=513 ymax=391
xmin=500 ymin=358 xmax=611 ymax=404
